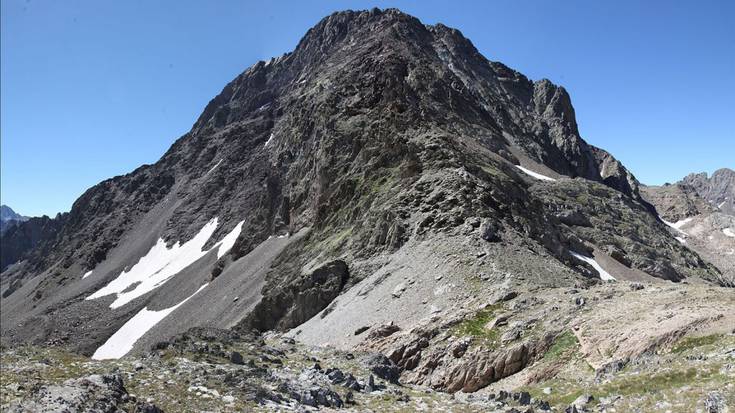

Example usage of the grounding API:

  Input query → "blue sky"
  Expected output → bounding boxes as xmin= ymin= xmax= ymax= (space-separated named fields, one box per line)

xmin=2 ymin=1 xmax=733 ymax=216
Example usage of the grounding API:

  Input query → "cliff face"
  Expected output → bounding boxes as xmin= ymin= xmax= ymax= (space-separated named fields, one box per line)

xmin=0 ymin=9 xmax=721 ymax=358
xmin=681 ymin=168 xmax=735 ymax=215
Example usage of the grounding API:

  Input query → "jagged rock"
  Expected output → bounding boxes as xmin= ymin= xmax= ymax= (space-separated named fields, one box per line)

xmin=365 ymin=374 xmax=376 ymax=392
xmin=501 ymin=327 xmax=522 ymax=343
xmin=242 ymin=260 xmax=350 ymax=331
xmin=361 ymin=353 xmax=400 ymax=383
xmin=439 ymin=335 xmax=555 ymax=392
xmin=366 ymin=322 xmax=401 ymax=339
xmin=514 ymin=391 xmax=531 ymax=405
xmin=496 ymin=291 xmax=519 ymax=303
xmin=354 ymin=326 xmax=370 ymax=335
xmin=326 ymin=368 xmax=345 ymax=384
xmin=485 ymin=315 xmax=509 ymax=329
xmin=681 ymin=169 xmax=735 ymax=215
xmin=605 ymin=245 xmax=631 ymax=267
xmin=343 ymin=374 xmax=362 ymax=391
xmin=450 ymin=337 xmax=471 ymax=357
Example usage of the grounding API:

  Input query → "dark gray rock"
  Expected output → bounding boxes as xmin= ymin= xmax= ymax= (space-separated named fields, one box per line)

xmin=361 ymin=353 xmax=400 ymax=383
xmin=326 ymin=367 xmax=345 ymax=384
xmin=241 ymin=260 xmax=350 ymax=331
xmin=230 ymin=351 xmax=244 ymax=365
xmin=479 ymin=219 xmax=502 ymax=242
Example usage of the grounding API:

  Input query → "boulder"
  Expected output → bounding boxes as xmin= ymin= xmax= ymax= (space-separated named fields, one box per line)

xmin=361 ymin=353 xmax=400 ymax=383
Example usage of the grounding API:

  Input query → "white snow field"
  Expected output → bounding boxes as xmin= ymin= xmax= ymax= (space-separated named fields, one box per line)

xmin=570 ymin=251 xmax=616 ymax=281
xmin=515 ymin=165 xmax=556 ymax=181
xmin=92 ymin=284 xmax=208 ymax=360
xmin=661 ymin=216 xmax=693 ymax=233
xmin=87 ymin=218 xmax=244 ymax=308
xmin=217 ymin=221 xmax=244 ymax=259
xmin=724 ymin=228 xmax=735 ymax=238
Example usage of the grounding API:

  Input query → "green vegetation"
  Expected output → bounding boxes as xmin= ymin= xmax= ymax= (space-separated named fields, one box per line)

xmin=670 ymin=334 xmax=722 ymax=354
xmin=452 ymin=303 xmax=504 ymax=347
xmin=543 ymin=330 xmax=579 ymax=361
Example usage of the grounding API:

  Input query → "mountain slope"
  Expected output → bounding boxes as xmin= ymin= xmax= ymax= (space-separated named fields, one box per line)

xmin=0 ymin=7 xmax=725 ymax=381
xmin=642 ymin=168 xmax=735 ymax=287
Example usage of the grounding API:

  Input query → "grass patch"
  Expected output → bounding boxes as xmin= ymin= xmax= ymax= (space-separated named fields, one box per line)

xmin=543 ymin=331 xmax=579 ymax=361
xmin=452 ymin=303 xmax=504 ymax=347
xmin=670 ymin=334 xmax=722 ymax=354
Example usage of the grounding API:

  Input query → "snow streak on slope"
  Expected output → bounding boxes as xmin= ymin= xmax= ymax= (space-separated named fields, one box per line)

xmin=675 ymin=236 xmax=687 ymax=244
xmin=570 ymin=251 xmax=616 ymax=281
xmin=515 ymin=165 xmax=556 ymax=181
xmin=92 ymin=284 xmax=208 ymax=360
xmin=206 ymin=159 xmax=223 ymax=176
xmin=87 ymin=218 xmax=243 ymax=308
xmin=661 ymin=217 xmax=693 ymax=234
xmin=82 ymin=270 xmax=93 ymax=279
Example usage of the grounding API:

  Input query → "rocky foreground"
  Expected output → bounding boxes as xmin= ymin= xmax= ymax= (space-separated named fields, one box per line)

xmin=3 ymin=281 xmax=733 ymax=413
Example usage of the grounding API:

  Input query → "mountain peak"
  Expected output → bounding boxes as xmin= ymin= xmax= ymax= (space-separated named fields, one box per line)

xmin=0 ymin=205 xmax=28 ymax=222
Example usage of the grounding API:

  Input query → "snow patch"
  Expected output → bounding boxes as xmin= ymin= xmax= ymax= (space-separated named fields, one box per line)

xmin=570 ymin=251 xmax=616 ymax=281
xmin=660 ymin=216 xmax=693 ymax=234
xmin=675 ymin=236 xmax=686 ymax=244
xmin=206 ymin=159 xmax=223 ymax=175
xmin=515 ymin=165 xmax=556 ymax=182
xmin=265 ymin=133 xmax=274 ymax=147
xmin=92 ymin=284 xmax=207 ymax=360
xmin=723 ymin=228 xmax=735 ymax=238
xmin=82 ymin=270 xmax=93 ymax=279
xmin=87 ymin=218 xmax=242 ymax=309
xmin=217 ymin=220 xmax=245 ymax=259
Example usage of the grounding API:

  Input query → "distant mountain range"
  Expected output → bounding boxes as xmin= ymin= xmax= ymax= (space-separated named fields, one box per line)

xmin=0 ymin=205 xmax=28 ymax=223
xmin=0 ymin=205 xmax=29 ymax=234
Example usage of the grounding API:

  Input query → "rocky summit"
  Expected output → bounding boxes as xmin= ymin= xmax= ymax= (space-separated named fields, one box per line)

xmin=1 ymin=8 xmax=733 ymax=413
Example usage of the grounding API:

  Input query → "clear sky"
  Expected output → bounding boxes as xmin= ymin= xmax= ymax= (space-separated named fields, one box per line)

xmin=2 ymin=1 xmax=734 ymax=216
